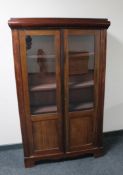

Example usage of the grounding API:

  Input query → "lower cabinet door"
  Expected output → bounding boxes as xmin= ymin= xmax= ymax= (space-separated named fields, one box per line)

xmin=31 ymin=115 xmax=63 ymax=154
xmin=68 ymin=111 xmax=94 ymax=151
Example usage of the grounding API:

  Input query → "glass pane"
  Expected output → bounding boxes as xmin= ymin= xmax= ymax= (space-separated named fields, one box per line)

xmin=26 ymin=35 xmax=57 ymax=115
xmin=68 ymin=35 xmax=95 ymax=112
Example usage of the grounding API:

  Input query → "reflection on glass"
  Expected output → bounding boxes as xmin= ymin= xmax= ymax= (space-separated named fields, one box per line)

xmin=68 ymin=35 xmax=95 ymax=112
xmin=26 ymin=35 xmax=57 ymax=115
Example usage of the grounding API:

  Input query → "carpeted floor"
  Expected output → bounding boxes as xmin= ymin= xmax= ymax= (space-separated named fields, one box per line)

xmin=0 ymin=132 xmax=123 ymax=175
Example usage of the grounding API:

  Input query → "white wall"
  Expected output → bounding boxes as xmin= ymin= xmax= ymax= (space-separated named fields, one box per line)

xmin=0 ymin=0 xmax=123 ymax=145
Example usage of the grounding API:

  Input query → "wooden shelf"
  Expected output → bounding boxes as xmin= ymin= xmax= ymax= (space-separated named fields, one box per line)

xmin=30 ymin=79 xmax=94 ymax=92
xmin=30 ymin=83 xmax=56 ymax=91
xmin=69 ymin=80 xmax=94 ymax=89
xmin=69 ymin=51 xmax=94 ymax=57
xmin=31 ymin=105 xmax=57 ymax=114
xmin=27 ymin=54 xmax=56 ymax=59
xmin=31 ymin=102 xmax=93 ymax=114
xmin=69 ymin=102 xmax=94 ymax=111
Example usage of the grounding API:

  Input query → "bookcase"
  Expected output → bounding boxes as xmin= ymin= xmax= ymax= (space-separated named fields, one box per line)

xmin=8 ymin=18 xmax=110 ymax=167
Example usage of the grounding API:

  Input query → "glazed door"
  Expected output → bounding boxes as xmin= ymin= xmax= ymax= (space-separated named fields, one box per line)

xmin=19 ymin=30 xmax=63 ymax=155
xmin=64 ymin=30 xmax=100 ymax=152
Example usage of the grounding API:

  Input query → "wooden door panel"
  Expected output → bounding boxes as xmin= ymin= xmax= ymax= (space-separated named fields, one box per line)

xmin=32 ymin=119 xmax=60 ymax=152
xmin=69 ymin=114 xmax=93 ymax=150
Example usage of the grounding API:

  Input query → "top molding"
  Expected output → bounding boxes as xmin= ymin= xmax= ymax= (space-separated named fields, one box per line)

xmin=8 ymin=18 xmax=110 ymax=29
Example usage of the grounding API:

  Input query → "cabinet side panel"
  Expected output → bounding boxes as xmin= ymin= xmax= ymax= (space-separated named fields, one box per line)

xmin=96 ymin=30 xmax=107 ymax=146
xmin=12 ymin=30 xmax=30 ymax=156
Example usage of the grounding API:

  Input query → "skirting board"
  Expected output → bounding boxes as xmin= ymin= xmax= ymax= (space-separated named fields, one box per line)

xmin=0 ymin=143 xmax=22 ymax=151
xmin=0 ymin=130 xmax=123 ymax=151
